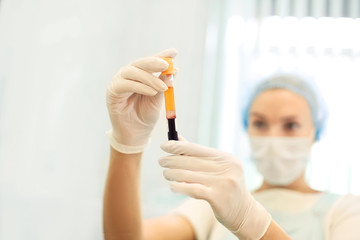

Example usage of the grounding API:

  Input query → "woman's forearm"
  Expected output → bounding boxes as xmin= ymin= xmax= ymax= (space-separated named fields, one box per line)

xmin=103 ymin=147 xmax=143 ymax=240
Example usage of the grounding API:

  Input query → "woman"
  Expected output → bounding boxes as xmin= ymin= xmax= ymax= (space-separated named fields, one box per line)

xmin=103 ymin=49 xmax=360 ymax=240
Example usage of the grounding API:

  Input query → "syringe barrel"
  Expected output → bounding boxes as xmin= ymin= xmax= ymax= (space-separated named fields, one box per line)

xmin=161 ymin=58 xmax=176 ymax=119
xmin=164 ymin=75 xmax=176 ymax=119
xmin=161 ymin=57 xmax=178 ymax=140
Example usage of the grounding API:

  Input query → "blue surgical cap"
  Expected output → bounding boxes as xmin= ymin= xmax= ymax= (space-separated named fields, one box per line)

xmin=242 ymin=74 xmax=328 ymax=141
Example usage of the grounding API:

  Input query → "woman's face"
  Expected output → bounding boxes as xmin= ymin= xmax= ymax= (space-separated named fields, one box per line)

xmin=248 ymin=89 xmax=315 ymax=140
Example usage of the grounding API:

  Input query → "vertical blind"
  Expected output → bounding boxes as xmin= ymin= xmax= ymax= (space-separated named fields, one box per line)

xmin=255 ymin=0 xmax=360 ymax=18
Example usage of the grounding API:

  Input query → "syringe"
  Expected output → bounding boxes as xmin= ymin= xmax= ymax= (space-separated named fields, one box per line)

xmin=161 ymin=57 xmax=178 ymax=141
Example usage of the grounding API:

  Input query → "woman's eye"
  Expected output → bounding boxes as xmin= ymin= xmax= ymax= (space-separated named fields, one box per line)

xmin=252 ymin=121 xmax=266 ymax=129
xmin=284 ymin=122 xmax=299 ymax=131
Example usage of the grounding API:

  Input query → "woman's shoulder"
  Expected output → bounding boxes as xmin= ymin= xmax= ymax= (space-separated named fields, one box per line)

xmin=170 ymin=198 xmax=217 ymax=240
xmin=328 ymin=193 xmax=360 ymax=224
xmin=331 ymin=193 xmax=360 ymax=211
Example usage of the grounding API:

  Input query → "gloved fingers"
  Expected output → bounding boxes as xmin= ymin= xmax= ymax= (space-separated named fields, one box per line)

xmin=120 ymin=65 xmax=168 ymax=92
xmin=159 ymin=155 xmax=218 ymax=172
xmin=170 ymin=182 xmax=210 ymax=201
xmin=109 ymin=78 xmax=158 ymax=97
xmin=155 ymin=48 xmax=178 ymax=58
xmin=146 ymin=91 xmax=164 ymax=108
xmin=163 ymin=169 xmax=213 ymax=186
xmin=161 ymin=140 xmax=223 ymax=157
xmin=131 ymin=56 xmax=169 ymax=73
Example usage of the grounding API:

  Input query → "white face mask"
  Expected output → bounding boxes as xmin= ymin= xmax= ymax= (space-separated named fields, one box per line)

xmin=249 ymin=136 xmax=312 ymax=186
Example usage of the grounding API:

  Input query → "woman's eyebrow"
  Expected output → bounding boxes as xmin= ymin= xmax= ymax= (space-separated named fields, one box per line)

xmin=281 ymin=116 xmax=298 ymax=121
xmin=250 ymin=112 xmax=266 ymax=119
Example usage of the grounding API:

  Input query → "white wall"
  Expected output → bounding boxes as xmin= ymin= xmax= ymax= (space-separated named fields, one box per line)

xmin=0 ymin=0 xmax=209 ymax=239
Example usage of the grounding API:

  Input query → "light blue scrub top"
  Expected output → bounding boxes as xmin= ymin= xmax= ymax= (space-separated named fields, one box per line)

xmin=269 ymin=192 xmax=339 ymax=240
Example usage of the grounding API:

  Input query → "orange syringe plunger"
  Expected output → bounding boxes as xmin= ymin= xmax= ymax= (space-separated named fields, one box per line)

xmin=161 ymin=57 xmax=178 ymax=141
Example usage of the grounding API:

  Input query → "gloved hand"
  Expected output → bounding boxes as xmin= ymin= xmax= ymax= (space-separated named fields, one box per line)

xmin=106 ymin=48 xmax=177 ymax=154
xmin=159 ymin=140 xmax=271 ymax=240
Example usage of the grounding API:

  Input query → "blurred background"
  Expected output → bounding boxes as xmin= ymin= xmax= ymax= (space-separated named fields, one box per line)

xmin=0 ymin=0 xmax=360 ymax=239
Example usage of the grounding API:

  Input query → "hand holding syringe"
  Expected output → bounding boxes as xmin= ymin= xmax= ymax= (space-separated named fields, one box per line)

xmin=106 ymin=49 xmax=177 ymax=153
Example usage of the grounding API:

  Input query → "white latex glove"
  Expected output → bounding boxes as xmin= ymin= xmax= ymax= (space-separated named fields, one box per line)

xmin=159 ymin=140 xmax=271 ymax=240
xmin=106 ymin=48 xmax=177 ymax=153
